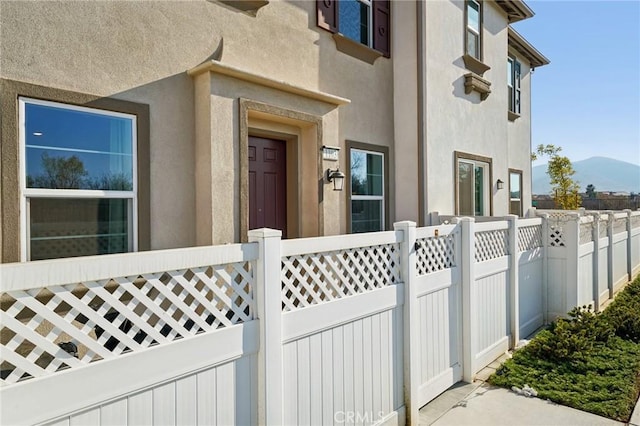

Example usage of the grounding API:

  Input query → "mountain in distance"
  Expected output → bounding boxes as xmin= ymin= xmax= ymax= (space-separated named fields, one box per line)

xmin=532 ymin=156 xmax=640 ymax=195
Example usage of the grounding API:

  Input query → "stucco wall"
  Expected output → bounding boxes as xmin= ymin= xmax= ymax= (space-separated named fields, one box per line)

xmin=423 ymin=0 xmax=533 ymax=218
xmin=0 ymin=0 xmax=395 ymax=258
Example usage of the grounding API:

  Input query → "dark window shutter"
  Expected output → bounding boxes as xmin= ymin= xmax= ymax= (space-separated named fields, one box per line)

xmin=373 ymin=0 xmax=390 ymax=57
xmin=317 ymin=0 xmax=338 ymax=33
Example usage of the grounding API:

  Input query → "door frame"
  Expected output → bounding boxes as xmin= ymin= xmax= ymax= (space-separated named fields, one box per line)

xmin=239 ymin=99 xmax=324 ymax=242
xmin=248 ymin=132 xmax=297 ymax=238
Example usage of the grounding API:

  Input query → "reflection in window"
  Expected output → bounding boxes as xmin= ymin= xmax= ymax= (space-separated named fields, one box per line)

xmin=20 ymin=98 xmax=137 ymax=260
xmin=508 ymin=57 xmax=521 ymax=114
xmin=24 ymin=102 xmax=133 ymax=190
xmin=466 ymin=0 xmax=481 ymax=59
xmin=351 ymin=149 xmax=384 ymax=233
xmin=509 ymin=171 xmax=522 ymax=216
xmin=458 ymin=158 xmax=490 ymax=216
xmin=339 ymin=0 xmax=371 ymax=46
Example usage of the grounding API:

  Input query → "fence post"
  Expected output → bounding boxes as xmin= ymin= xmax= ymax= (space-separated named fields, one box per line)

xmin=607 ymin=212 xmax=615 ymax=299
xmin=459 ymin=217 xmax=475 ymax=382
xmin=394 ymin=221 xmax=419 ymax=425
xmin=505 ymin=215 xmax=519 ymax=347
xmin=540 ymin=213 xmax=549 ymax=324
xmin=591 ymin=213 xmax=601 ymax=312
xmin=248 ymin=228 xmax=283 ymax=426
xmin=565 ymin=214 xmax=580 ymax=313
xmin=624 ymin=209 xmax=632 ymax=281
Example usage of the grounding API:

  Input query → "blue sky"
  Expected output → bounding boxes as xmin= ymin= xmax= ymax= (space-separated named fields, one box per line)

xmin=513 ymin=0 xmax=640 ymax=168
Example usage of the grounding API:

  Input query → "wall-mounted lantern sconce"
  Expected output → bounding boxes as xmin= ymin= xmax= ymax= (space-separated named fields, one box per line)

xmin=496 ymin=179 xmax=504 ymax=190
xmin=327 ymin=168 xmax=346 ymax=191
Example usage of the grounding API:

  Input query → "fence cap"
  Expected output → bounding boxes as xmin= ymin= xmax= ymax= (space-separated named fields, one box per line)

xmin=248 ymin=228 xmax=282 ymax=238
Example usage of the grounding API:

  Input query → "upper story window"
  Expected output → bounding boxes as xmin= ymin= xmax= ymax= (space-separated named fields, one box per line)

xmin=466 ymin=0 xmax=482 ymax=60
xmin=20 ymin=98 xmax=137 ymax=260
xmin=317 ymin=0 xmax=390 ymax=58
xmin=339 ymin=0 xmax=371 ymax=46
xmin=508 ymin=57 xmax=522 ymax=115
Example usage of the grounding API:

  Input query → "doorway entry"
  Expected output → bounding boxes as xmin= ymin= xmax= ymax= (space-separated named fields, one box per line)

xmin=248 ymin=136 xmax=287 ymax=237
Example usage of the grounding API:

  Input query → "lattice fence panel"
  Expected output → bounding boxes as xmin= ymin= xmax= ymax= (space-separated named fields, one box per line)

xmin=281 ymin=244 xmax=400 ymax=312
xmin=613 ymin=217 xmax=628 ymax=235
xmin=517 ymin=225 xmax=542 ymax=252
xmin=579 ymin=222 xmax=594 ymax=245
xmin=548 ymin=228 xmax=565 ymax=247
xmin=599 ymin=218 xmax=609 ymax=239
xmin=0 ymin=262 xmax=254 ymax=385
xmin=416 ymin=235 xmax=455 ymax=276
xmin=474 ymin=230 xmax=508 ymax=262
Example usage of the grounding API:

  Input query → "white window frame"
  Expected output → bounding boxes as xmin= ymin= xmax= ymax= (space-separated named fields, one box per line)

xmin=457 ymin=157 xmax=491 ymax=216
xmin=19 ymin=97 xmax=138 ymax=261
xmin=350 ymin=148 xmax=385 ymax=232
xmin=466 ymin=0 xmax=481 ymax=59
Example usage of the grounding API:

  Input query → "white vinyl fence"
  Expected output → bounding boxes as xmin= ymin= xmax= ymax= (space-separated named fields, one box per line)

xmin=1 ymin=212 xmax=639 ymax=426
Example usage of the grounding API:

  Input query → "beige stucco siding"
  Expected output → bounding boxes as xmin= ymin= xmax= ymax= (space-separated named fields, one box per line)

xmin=0 ymin=0 xmax=395 ymax=259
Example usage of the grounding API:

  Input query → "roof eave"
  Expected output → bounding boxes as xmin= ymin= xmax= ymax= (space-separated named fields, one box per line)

xmin=508 ymin=27 xmax=550 ymax=68
xmin=495 ymin=0 xmax=535 ymax=23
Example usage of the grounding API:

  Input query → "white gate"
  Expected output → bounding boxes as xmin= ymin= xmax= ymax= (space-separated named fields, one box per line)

xmin=413 ymin=225 xmax=463 ymax=406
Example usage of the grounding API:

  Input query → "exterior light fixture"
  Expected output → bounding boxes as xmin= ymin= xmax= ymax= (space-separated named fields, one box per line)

xmin=496 ymin=179 xmax=504 ymax=190
xmin=327 ymin=168 xmax=345 ymax=191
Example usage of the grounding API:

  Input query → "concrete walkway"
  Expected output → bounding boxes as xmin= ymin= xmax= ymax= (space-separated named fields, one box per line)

xmin=418 ymin=352 xmax=639 ymax=426
xmin=419 ymin=381 xmax=624 ymax=426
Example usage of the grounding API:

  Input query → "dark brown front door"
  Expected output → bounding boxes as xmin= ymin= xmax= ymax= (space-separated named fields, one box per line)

xmin=248 ymin=136 xmax=287 ymax=237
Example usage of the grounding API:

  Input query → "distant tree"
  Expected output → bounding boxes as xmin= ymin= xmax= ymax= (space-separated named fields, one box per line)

xmin=586 ymin=184 xmax=596 ymax=199
xmin=531 ymin=144 xmax=581 ymax=210
xmin=31 ymin=153 xmax=87 ymax=189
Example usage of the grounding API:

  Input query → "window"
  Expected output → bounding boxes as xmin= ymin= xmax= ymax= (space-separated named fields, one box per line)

xmin=509 ymin=170 xmax=523 ymax=216
xmin=466 ymin=0 xmax=482 ymax=60
xmin=508 ymin=57 xmax=521 ymax=115
xmin=350 ymin=147 xmax=386 ymax=233
xmin=339 ymin=0 xmax=371 ymax=46
xmin=456 ymin=152 xmax=492 ymax=216
xmin=317 ymin=0 xmax=390 ymax=57
xmin=20 ymin=98 xmax=137 ymax=260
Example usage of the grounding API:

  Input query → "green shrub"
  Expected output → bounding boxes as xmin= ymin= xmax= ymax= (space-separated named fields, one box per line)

xmin=488 ymin=275 xmax=640 ymax=422
xmin=601 ymin=277 xmax=640 ymax=343
xmin=526 ymin=306 xmax=612 ymax=362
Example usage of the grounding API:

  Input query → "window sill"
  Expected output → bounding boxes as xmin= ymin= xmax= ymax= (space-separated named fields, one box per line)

xmin=217 ymin=0 xmax=268 ymax=12
xmin=508 ymin=111 xmax=521 ymax=121
xmin=332 ymin=33 xmax=383 ymax=65
xmin=464 ymin=73 xmax=491 ymax=100
xmin=462 ymin=54 xmax=491 ymax=77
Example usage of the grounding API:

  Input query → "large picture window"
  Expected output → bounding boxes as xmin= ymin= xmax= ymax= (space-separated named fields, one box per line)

xmin=350 ymin=147 xmax=386 ymax=233
xmin=456 ymin=152 xmax=492 ymax=216
xmin=20 ymin=98 xmax=137 ymax=260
